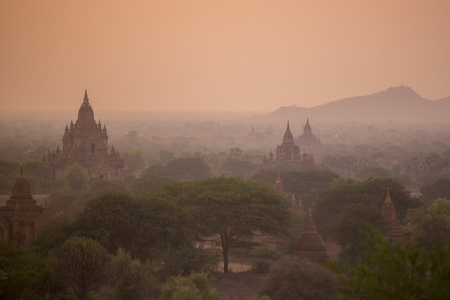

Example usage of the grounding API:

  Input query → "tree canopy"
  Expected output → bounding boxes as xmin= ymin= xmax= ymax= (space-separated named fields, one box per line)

xmin=331 ymin=204 xmax=386 ymax=264
xmin=73 ymin=193 xmax=190 ymax=259
xmin=337 ymin=229 xmax=450 ymax=299
xmin=52 ymin=236 xmax=110 ymax=300
xmin=261 ymin=256 xmax=337 ymax=300
xmin=154 ymin=177 xmax=293 ymax=273
xmin=63 ymin=163 xmax=88 ymax=191
xmin=405 ymin=197 xmax=450 ymax=251
xmin=313 ymin=177 xmax=420 ymax=240
xmin=253 ymin=169 xmax=339 ymax=211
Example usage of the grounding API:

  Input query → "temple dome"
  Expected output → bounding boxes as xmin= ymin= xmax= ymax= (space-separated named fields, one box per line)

xmin=12 ymin=166 xmax=31 ymax=196
xmin=78 ymin=89 xmax=95 ymax=121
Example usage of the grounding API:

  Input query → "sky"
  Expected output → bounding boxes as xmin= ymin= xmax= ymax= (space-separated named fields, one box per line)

xmin=1 ymin=0 xmax=450 ymax=112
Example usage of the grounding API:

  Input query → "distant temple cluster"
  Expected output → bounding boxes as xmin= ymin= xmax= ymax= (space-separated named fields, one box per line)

xmin=263 ymin=119 xmax=321 ymax=169
xmin=43 ymin=90 xmax=126 ymax=179
xmin=0 ymin=167 xmax=49 ymax=246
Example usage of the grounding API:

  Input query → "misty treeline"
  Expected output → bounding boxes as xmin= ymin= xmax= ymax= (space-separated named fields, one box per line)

xmin=1 ymin=117 xmax=450 ymax=299
xmin=2 ymin=117 xmax=450 ymax=194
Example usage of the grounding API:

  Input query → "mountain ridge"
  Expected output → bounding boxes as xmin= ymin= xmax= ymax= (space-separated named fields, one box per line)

xmin=267 ymin=86 xmax=450 ymax=122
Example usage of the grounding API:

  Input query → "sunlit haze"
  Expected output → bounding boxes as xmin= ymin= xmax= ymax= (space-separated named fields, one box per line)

xmin=1 ymin=0 xmax=449 ymax=112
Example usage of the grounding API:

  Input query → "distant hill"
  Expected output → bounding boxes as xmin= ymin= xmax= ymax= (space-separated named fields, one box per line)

xmin=267 ymin=86 xmax=450 ymax=122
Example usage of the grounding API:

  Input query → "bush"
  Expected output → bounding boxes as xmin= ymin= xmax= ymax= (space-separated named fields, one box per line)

xmin=261 ymin=256 xmax=336 ymax=300
xmin=160 ymin=247 xmax=219 ymax=280
xmin=110 ymin=248 xmax=156 ymax=300
xmin=160 ymin=273 xmax=218 ymax=300
xmin=251 ymin=247 xmax=281 ymax=274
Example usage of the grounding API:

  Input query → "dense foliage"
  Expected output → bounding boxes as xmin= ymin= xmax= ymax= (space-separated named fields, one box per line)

xmin=337 ymin=229 xmax=450 ymax=299
xmin=261 ymin=256 xmax=337 ymax=300
xmin=313 ymin=177 xmax=420 ymax=240
xmin=154 ymin=177 xmax=294 ymax=273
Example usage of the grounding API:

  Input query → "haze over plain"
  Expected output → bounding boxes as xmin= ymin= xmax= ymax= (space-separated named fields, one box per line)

xmin=1 ymin=0 xmax=449 ymax=112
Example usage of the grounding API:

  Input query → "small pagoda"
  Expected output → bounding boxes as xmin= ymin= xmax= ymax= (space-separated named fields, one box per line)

xmin=292 ymin=208 xmax=329 ymax=263
xmin=381 ymin=188 xmax=404 ymax=243
xmin=273 ymin=172 xmax=285 ymax=195
xmin=0 ymin=167 xmax=49 ymax=245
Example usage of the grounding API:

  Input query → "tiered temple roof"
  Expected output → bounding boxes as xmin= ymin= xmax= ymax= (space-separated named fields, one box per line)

xmin=276 ymin=121 xmax=301 ymax=161
xmin=381 ymin=188 xmax=404 ymax=243
xmin=43 ymin=90 xmax=126 ymax=179
xmin=273 ymin=172 xmax=285 ymax=195
xmin=292 ymin=208 xmax=329 ymax=263
xmin=0 ymin=167 xmax=48 ymax=245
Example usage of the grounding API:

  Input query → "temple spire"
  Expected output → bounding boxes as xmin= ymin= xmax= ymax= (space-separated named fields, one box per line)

xmin=385 ymin=187 xmax=392 ymax=203
xmin=292 ymin=208 xmax=329 ymax=263
xmin=282 ymin=120 xmax=294 ymax=143
xmin=304 ymin=118 xmax=312 ymax=135
xmin=274 ymin=171 xmax=285 ymax=195
xmin=381 ymin=187 xmax=403 ymax=243
xmin=83 ymin=89 xmax=89 ymax=105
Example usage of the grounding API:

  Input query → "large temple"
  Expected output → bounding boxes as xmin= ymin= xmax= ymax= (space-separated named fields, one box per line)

xmin=297 ymin=118 xmax=322 ymax=154
xmin=43 ymin=90 xmax=126 ymax=179
xmin=268 ymin=120 xmax=316 ymax=169
xmin=0 ymin=167 xmax=49 ymax=246
xmin=275 ymin=121 xmax=301 ymax=161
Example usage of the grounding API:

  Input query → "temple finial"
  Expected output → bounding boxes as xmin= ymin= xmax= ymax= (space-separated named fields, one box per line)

xmin=19 ymin=166 xmax=24 ymax=178
xmin=83 ymin=89 xmax=89 ymax=104
xmin=385 ymin=187 xmax=392 ymax=203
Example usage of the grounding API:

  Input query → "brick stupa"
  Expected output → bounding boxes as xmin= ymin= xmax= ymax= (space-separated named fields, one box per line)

xmin=381 ymin=187 xmax=404 ymax=243
xmin=292 ymin=208 xmax=329 ymax=263
xmin=0 ymin=167 xmax=49 ymax=245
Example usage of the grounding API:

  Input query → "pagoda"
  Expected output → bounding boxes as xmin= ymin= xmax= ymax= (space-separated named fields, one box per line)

xmin=297 ymin=118 xmax=322 ymax=153
xmin=381 ymin=188 xmax=404 ymax=243
xmin=276 ymin=121 xmax=300 ymax=161
xmin=273 ymin=172 xmax=285 ymax=195
xmin=0 ymin=167 xmax=49 ymax=246
xmin=292 ymin=208 xmax=329 ymax=263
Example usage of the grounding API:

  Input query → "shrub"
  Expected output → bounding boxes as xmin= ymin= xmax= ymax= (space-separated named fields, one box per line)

xmin=251 ymin=247 xmax=281 ymax=274
xmin=261 ymin=256 xmax=336 ymax=300
xmin=160 ymin=273 xmax=218 ymax=300
xmin=160 ymin=247 xmax=219 ymax=279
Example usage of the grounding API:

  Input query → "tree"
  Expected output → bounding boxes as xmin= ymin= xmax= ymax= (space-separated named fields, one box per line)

xmin=221 ymin=156 xmax=255 ymax=178
xmin=253 ymin=169 xmax=339 ymax=211
xmin=31 ymin=220 xmax=76 ymax=254
xmin=160 ymin=247 xmax=219 ymax=280
xmin=110 ymin=248 xmax=155 ymax=300
xmin=132 ymin=165 xmax=176 ymax=194
xmin=157 ymin=177 xmax=293 ymax=273
xmin=420 ymin=178 xmax=450 ymax=204
xmin=0 ymin=241 xmax=67 ymax=299
xmin=21 ymin=159 xmax=45 ymax=192
xmin=331 ymin=204 xmax=386 ymax=264
xmin=52 ymin=237 xmax=110 ymax=300
xmin=356 ymin=165 xmax=392 ymax=180
xmin=63 ymin=163 xmax=88 ymax=191
xmin=313 ymin=177 xmax=420 ymax=240
xmin=165 ymin=156 xmax=211 ymax=180
xmin=160 ymin=273 xmax=218 ymax=300
xmin=74 ymin=193 xmax=190 ymax=259
xmin=337 ymin=229 xmax=450 ymax=299
xmin=405 ymin=198 xmax=450 ymax=251
xmin=160 ymin=150 xmax=175 ymax=165
xmin=121 ymin=149 xmax=146 ymax=173
xmin=0 ymin=159 xmax=18 ymax=194
xmin=261 ymin=256 xmax=337 ymax=300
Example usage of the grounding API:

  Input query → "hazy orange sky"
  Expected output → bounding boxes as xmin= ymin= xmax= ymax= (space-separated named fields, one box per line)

xmin=1 ymin=0 xmax=449 ymax=112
